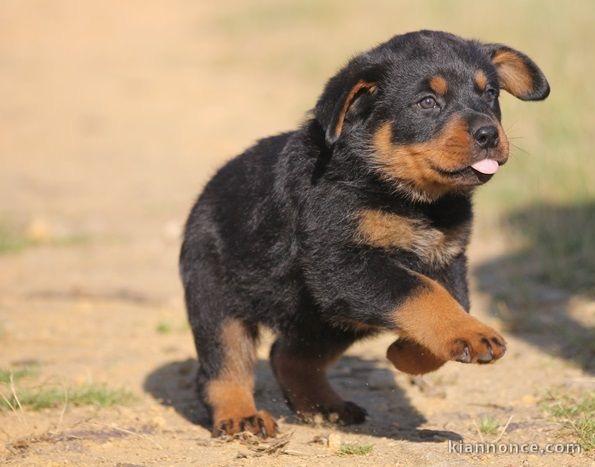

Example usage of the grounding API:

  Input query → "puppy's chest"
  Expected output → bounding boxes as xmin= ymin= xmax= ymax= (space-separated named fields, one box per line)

xmin=354 ymin=209 xmax=470 ymax=267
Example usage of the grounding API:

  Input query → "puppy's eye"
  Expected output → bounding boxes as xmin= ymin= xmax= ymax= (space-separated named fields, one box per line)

xmin=484 ymin=86 xmax=499 ymax=101
xmin=418 ymin=96 xmax=438 ymax=109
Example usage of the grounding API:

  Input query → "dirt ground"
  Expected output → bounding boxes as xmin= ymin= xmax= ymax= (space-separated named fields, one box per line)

xmin=0 ymin=1 xmax=593 ymax=465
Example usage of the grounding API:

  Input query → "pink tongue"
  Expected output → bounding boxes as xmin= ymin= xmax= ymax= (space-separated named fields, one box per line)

xmin=471 ymin=159 xmax=499 ymax=175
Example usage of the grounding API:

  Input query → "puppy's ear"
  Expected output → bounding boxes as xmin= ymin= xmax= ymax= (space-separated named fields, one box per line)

xmin=482 ymin=43 xmax=550 ymax=101
xmin=315 ymin=61 xmax=383 ymax=146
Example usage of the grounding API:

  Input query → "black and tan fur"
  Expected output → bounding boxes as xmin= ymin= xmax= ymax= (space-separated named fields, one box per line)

xmin=180 ymin=30 xmax=550 ymax=437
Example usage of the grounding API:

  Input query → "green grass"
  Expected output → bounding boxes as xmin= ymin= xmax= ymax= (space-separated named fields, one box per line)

xmin=541 ymin=391 xmax=595 ymax=451
xmin=52 ymin=234 xmax=92 ymax=248
xmin=477 ymin=416 xmax=501 ymax=435
xmin=337 ymin=443 xmax=374 ymax=456
xmin=155 ymin=321 xmax=172 ymax=334
xmin=156 ymin=320 xmax=190 ymax=334
xmin=0 ymin=365 xmax=39 ymax=384
xmin=0 ymin=222 xmax=29 ymax=253
xmin=0 ymin=384 xmax=136 ymax=412
xmin=0 ymin=218 xmax=92 ymax=255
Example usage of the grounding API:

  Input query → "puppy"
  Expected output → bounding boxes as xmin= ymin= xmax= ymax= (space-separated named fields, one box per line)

xmin=180 ymin=30 xmax=549 ymax=438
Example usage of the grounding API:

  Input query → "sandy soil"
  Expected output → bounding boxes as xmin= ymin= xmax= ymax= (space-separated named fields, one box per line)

xmin=0 ymin=2 xmax=593 ymax=465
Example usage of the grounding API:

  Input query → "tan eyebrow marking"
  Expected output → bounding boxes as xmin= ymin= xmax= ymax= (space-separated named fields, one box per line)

xmin=429 ymin=75 xmax=448 ymax=96
xmin=474 ymin=70 xmax=489 ymax=91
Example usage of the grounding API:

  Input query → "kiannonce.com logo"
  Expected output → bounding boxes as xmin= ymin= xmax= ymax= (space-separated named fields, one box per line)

xmin=448 ymin=440 xmax=582 ymax=455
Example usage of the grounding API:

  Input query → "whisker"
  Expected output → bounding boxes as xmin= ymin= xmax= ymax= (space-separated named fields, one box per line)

xmin=504 ymin=121 xmax=519 ymax=132
xmin=510 ymin=143 xmax=530 ymax=155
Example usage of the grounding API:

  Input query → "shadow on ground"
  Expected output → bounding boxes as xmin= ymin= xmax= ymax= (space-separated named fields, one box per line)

xmin=474 ymin=201 xmax=595 ymax=374
xmin=144 ymin=355 xmax=462 ymax=443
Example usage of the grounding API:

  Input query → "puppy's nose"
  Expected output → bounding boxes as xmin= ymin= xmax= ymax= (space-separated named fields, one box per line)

xmin=474 ymin=125 xmax=499 ymax=149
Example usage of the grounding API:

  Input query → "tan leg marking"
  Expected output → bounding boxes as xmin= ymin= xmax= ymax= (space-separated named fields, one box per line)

xmin=392 ymin=273 xmax=506 ymax=364
xmin=206 ymin=320 xmax=277 ymax=437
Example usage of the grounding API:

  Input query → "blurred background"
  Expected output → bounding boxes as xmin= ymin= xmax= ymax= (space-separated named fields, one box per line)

xmin=0 ymin=1 xmax=593 ymax=464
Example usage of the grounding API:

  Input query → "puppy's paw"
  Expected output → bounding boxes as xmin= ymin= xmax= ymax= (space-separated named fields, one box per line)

xmin=446 ymin=325 xmax=506 ymax=364
xmin=298 ymin=401 xmax=367 ymax=425
xmin=212 ymin=410 xmax=278 ymax=438
xmin=386 ymin=338 xmax=446 ymax=375
xmin=332 ymin=401 xmax=368 ymax=425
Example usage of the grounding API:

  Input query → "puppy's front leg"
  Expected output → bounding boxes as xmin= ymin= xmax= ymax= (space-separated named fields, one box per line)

xmin=391 ymin=272 xmax=506 ymax=365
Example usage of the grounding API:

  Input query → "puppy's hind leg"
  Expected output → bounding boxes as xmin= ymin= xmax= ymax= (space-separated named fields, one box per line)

xmin=270 ymin=334 xmax=367 ymax=425
xmin=193 ymin=317 xmax=278 ymax=438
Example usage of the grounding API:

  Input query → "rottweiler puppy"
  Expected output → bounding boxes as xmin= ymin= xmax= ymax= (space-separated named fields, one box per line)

xmin=180 ymin=30 xmax=549 ymax=438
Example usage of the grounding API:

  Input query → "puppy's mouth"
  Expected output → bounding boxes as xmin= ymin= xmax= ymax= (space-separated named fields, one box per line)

xmin=470 ymin=158 xmax=500 ymax=175
xmin=432 ymin=158 xmax=505 ymax=185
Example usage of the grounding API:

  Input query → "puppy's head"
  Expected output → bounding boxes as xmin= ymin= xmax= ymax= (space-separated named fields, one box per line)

xmin=315 ymin=30 xmax=550 ymax=201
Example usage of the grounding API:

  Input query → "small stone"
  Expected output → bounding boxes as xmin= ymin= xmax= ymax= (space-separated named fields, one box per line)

xmin=327 ymin=433 xmax=342 ymax=450
xmin=521 ymin=394 xmax=536 ymax=405
xmin=25 ymin=218 xmax=52 ymax=242
xmin=367 ymin=370 xmax=395 ymax=390
xmin=312 ymin=413 xmax=325 ymax=426
xmin=308 ymin=435 xmax=328 ymax=446
xmin=328 ymin=412 xmax=340 ymax=423
xmin=151 ymin=416 xmax=167 ymax=429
